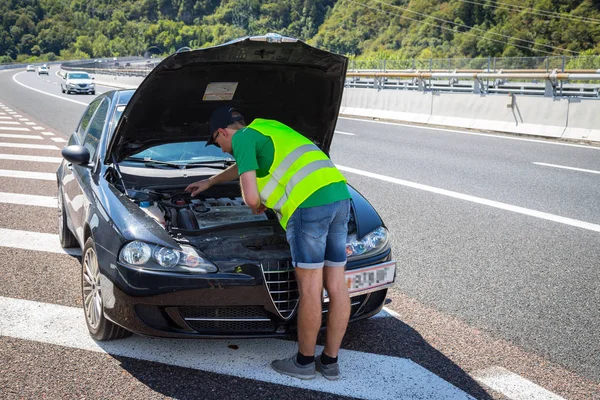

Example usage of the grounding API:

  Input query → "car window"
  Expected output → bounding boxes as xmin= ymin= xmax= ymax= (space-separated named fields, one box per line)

xmin=75 ymin=98 xmax=103 ymax=143
xmin=69 ymin=73 xmax=90 ymax=79
xmin=83 ymin=98 xmax=110 ymax=160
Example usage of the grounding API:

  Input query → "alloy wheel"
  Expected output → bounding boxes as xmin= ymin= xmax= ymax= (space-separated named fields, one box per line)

xmin=82 ymin=247 xmax=103 ymax=330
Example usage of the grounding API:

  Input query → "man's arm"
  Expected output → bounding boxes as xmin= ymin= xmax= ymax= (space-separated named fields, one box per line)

xmin=185 ymin=164 xmax=238 ymax=196
xmin=239 ymin=170 xmax=263 ymax=212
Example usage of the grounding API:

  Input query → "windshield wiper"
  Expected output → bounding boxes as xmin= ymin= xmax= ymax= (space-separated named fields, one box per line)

xmin=124 ymin=157 xmax=235 ymax=170
xmin=124 ymin=157 xmax=185 ymax=169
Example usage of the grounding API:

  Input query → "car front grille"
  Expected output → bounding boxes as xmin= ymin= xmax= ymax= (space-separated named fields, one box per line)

xmin=78 ymin=84 xmax=88 ymax=88
xmin=179 ymin=306 xmax=276 ymax=334
xmin=261 ymin=260 xmax=298 ymax=320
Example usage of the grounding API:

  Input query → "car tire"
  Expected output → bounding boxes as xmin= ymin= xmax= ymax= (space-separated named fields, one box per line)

xmin=82 ymin=237 xmax=132 ymax=341
xmin=61 ymin=88 xmax=65 ymax=93
xmin=58 ymin=189 xmax=78 ymax=248
xmin=90 ymin=91 xmax=95 ymax=95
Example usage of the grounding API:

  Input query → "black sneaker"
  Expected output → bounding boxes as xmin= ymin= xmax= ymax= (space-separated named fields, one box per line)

xmin=316 ymin=356 xmax=340 ymax=380
xmin=271 ymin=355 xmax=316 ymax=380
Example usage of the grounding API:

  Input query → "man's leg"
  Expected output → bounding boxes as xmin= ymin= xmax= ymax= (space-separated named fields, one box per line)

xmin=323 ymin=266 xmax=350 ymax=357
xmin=294 ymin=267 xmax=323 ymax=356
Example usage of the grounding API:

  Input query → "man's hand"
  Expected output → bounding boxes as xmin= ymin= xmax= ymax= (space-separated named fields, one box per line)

xmin=252 ymin=204 xmax=267 ymax=214
xmin=185 ymin=179 xmax=211 ymax=196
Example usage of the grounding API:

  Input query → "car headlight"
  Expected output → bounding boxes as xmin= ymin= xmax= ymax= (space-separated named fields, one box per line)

xmin=119 ymin=240 xmax=217 ymax=273
xmin=69 ymin=83 xmax=77 ymax=87
xmin=346 ymin=227 xmax=390 ymax=260
xmin=89 ymin=83 xmax=95 ymax=87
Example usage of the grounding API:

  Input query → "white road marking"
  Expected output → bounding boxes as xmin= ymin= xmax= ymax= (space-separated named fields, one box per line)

xmin=0 ymin=121 xmax=21 ymax=125
xmin=0 ymin=169 xmax=56 ymax=180
xmin=0 ymin=192 xmax=56 ymax=208
xmin=337 ymin=165 xmax=600 ymax=233
xmin=0 ymin=142 xmax=59 ymax=150
xmin=335 ymin=130 xmax=356 ymax=136
xmin=533 ymin=162 xmax=600 ymax=175
xmin=19 ymin=118 xmax=29 ymax=121
xmin=33 ymin=126 xmax=44 ymax=130
xmin=14 ymin=114 xmax=22 ymax=117
xmin=25 ymin=122 xmax=36 ymax=125
xmin=0 ymin=153 xmax=62 ymax=163
xmin=339 ymin=117 xmax=600 ymax=151
xmin=12 ymin=72 xmax=89 ymax=106
xmin=0 ymin=126 xmax=29 ymax=131
xmin=0 ymin=134 xmax=43 ymax=140
xmin=0 ymin=116 xmax=13 ymax=119
xmin=42 ymin=131 xmax=55 ymax=136
xmin=0 ymin=296 xmax=473 ymax=400
xmin=51 ymin=137 xmax=67 ymax=143
xmin=0 ymin=228 xmax=80 ymax=256
xmin=473 ymin=367 xmax=566 ymax=400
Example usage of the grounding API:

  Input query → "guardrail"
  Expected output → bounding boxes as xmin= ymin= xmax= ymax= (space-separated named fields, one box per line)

xmin=345 ymin=71 xmax=600 ymax=98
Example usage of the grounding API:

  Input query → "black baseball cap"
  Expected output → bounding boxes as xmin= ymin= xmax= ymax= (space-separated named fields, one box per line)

xmin=206 ymin=106 xmax=244 ymax=146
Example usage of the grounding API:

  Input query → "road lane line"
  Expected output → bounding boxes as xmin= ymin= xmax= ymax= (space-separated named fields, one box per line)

xmin=0 ymin=228 xmax=80 ymax=256
xmin=0 ymin=126 xmax=29 ymax=131
xmin=12 ymin=72 xmax=89 ymax=106
xmin=0 ymin=134 xmax=43 ymax=140
xmin=0 ymin=296 xmax=473 ymax=400
xmin=338 ymin=117 xmax=600 ymax=150
xmin=0 ymin=192 xmax=56 ymax=207
xmin=335 ymin=130 xmax=356 ymax=136
xmin=473 ymin=367 xmax=566 ymax=400
xmin=0 ymin=154 xmax=62 ymax=163
xmin=533 ymin=162 xmax=600 ymax=175
xmin=337 ymin=165 xmax=600 ymax=233
xmin=0 ymin=142 xmax=60 ymax=150
xmin=0 ymin=169 xmax=56 ymax=180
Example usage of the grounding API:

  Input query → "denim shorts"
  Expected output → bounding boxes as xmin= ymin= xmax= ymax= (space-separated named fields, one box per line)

xmin=285 ymin=199 xmax=351 ymax=269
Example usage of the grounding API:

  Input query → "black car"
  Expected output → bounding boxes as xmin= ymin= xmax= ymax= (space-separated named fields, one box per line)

xmin=58 ymin=34 xmax=396 ymax=341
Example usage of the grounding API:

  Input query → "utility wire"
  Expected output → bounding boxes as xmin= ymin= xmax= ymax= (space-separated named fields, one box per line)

xmin=455 ymin=0 xmax=600 ymax=25
xmin=343 ymin=0 xmax=558 ymax=56
xmin=370 ymin=0 xmax=579 ymax=54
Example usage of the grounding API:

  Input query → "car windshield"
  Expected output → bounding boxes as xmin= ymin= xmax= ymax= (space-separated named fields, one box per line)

xmin=123 ymin=143 xmax=232 ymax=166
xmin=69 ymin=73 xmax=89 ymax=79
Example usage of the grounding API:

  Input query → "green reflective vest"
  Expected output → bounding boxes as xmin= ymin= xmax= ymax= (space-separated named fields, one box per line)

xmin=248 ymin=118 xmax=347 ymax=230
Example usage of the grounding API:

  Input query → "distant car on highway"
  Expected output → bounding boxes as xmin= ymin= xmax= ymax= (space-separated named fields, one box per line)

xmin=37 ymin=65 xmax=49 ymax=75
xmin=61 ymin=71 xmax=95 ymax=95
xmin=57 ymin=34 xmax=396 ymax=341
xmin=26 ymin=65 xmax=35 ymax=72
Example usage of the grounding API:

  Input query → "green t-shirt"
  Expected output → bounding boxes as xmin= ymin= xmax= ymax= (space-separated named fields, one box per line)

xmin=231 ymin=127 xmax=350 ymax=208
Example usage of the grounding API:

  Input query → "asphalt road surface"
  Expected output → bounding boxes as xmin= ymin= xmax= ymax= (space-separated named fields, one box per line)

xmin=0 ymin=66 xmax=598 ymax=400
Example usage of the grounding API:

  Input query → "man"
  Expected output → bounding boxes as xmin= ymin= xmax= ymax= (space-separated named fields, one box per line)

xmin=185 ymin=106 xmax=352 ymax=380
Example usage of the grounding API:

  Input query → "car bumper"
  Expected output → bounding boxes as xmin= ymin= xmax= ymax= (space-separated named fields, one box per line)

xmin=68 ymin=87 xmax=94 ymax=93
xmin=99 ymin=251 xmax=394 ymax=338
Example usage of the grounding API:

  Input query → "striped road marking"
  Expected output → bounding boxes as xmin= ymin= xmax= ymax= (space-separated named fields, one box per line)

xmin=0 ymin=228 xmax=80 ymax=256
xmin=33 ymin=126 xmax=45 ymax=130
xmin=42 ymin=132 xmax=55 ymax=136
xmin=25 ymin=122 xmax=36 ymax=125
xmin=335 ymin=130 xmax=356 ymax=136
xmin=0 ymin=153 xmax=62 ymax=163
xmin=0 ymin=126 xmax=29 ymax=132
xmin=0 ymin=295 xmax=473 ymax=400
xmin=0 ymin=134 xmax=43 ymax=140
xmin=0 ymin=192 xmax=56 ymax=208
xmin=473 ymin=367 xmax=566 ymax=400
xmin=0 ymin=121 xmax=21 ymax=125
xmin=533 ymin=162 xmax=600 ymax=175
xmin=0 ymin=169 xmax=56 ymax=180
xmin=51 ymin=137 xmax=67 ymax=143
xmin=337 ymin=165 xmax=600 ymax=233
xmin=0 ymin=142 xmax=60 ymax=150
xmin=0 ymin=116 xmax=14 ymax=119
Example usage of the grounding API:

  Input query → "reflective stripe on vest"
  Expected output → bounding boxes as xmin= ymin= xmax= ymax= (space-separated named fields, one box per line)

xmin=248 ymin=119 xmax=346 ymax=229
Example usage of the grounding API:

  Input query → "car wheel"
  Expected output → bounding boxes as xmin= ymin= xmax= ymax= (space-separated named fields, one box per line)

xmin=82 ymin=237 xmax=132 ymax=341
xmin=90 ymin=91 xmax=95 ymax=95
xmin=58 ymin=189 xmax=78 ymax=248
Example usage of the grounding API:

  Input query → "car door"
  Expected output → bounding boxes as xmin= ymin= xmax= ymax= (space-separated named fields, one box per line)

xmin=61 ymin=97 xmax=106 ymax=244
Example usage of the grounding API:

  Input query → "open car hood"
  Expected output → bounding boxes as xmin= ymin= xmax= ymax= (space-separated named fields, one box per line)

xmin=107 ymin=34 xmax=348 ymax=163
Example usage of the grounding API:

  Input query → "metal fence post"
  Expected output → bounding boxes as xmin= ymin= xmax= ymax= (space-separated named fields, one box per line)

xmin=545 ymin=57 xmax=549 ymax=72
xmin=412 ymin=58 xmax=415 ymax=70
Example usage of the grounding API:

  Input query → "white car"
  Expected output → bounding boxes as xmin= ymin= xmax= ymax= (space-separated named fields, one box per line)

xmin=61 ymin=71 xmax=95 ymax=95
xmin=26 ymin=65 xmax=35 ymax=72
xmin=37 ymin=65 xmax=49 ymax=75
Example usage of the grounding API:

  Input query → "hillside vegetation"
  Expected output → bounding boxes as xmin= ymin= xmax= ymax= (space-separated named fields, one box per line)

xmin=1 ymin=0 xmax=599 ymax=65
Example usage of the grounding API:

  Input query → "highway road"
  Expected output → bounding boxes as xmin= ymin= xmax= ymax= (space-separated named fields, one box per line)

xmin=0 ymin=66 xmax=598 ymax=399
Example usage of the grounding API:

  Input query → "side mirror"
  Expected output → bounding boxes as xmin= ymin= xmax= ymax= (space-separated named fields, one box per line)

xmin=62 ymin=145 xmax=91 ymax=168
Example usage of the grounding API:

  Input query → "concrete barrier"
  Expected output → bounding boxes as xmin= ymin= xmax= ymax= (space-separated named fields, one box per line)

xmin=562 ymin=98 xmax=600 ymax=142
xmin=341 ymin=88 xmax=432 ymax=124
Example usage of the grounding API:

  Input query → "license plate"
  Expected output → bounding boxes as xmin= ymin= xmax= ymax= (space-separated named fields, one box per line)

xmin=323 ymin=261 xmax=396 ymax=299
